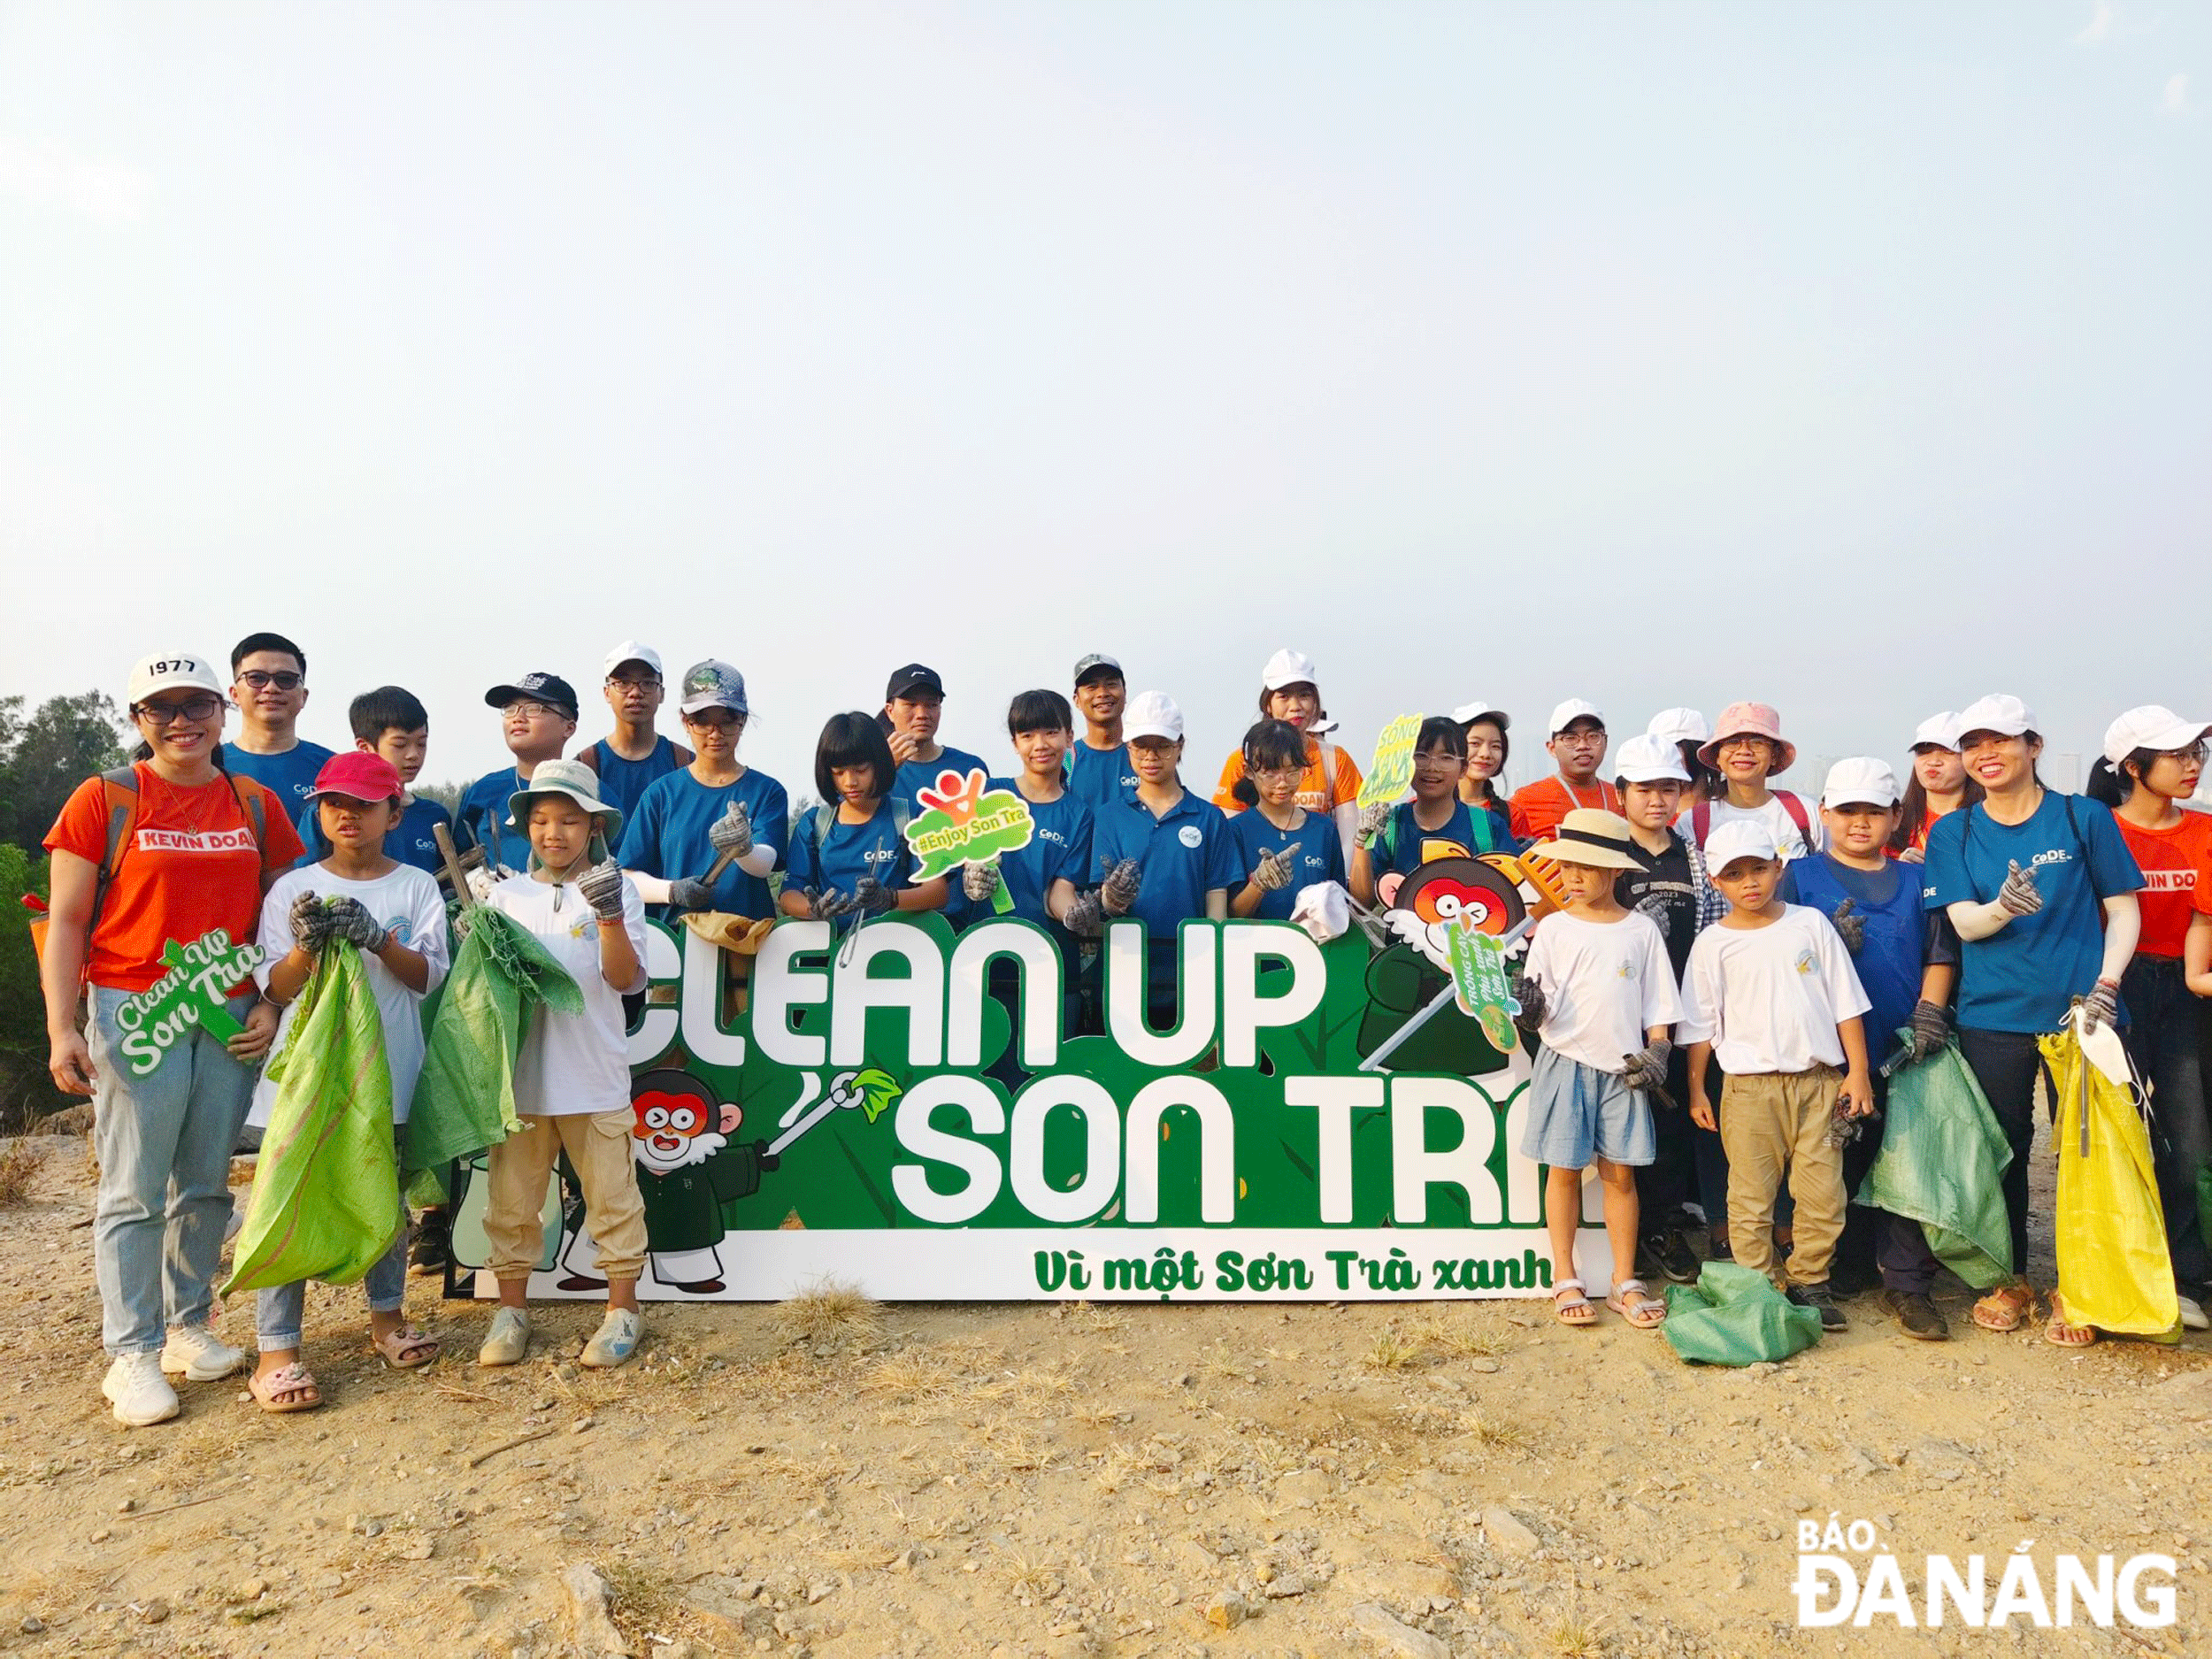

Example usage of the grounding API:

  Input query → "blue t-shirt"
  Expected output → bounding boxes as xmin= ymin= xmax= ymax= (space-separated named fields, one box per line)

xmin=457 ymin=766 xmax=531 ymax=872
xmin=1089 ymin=789 xmax=1245 ymax=935
xmin=293 ymin=794 xmax=456 ymax=879
xmin=1066 ymin=741 xmax=1138 ymax=810
xmin=1371 ymin=798 xmax=1498 ymax=877
xmin=1227 ymin=806 xmax=1348 ymax=921
xmin=584 ymin=733 xmax=686 ymax=821
xmin=784 ymin=798 xmax=918 ymax=900
xmin=1783 ymin=854 xmax=1958 ymax=1046
xmin=894 ymin=746 xmax=991 ymax=813
xmin=1924 ymin=793 xmax=2143 ymax=1034
xmin=618 ymin=765 xmax=791 ymax=922
xmin=221 ymin=739 xmax=334 ymax=812
xmin=986 ymin=780 xmax=1093 ymax=933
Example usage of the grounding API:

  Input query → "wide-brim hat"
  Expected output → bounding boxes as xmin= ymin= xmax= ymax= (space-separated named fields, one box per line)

xmin=507 ymin=757 xmax=624 ymax=844
xmin=1699 ymin=701 xmax=1797 ymax=772
xmin=1529 ymin=808 xmax=1647 ymax=872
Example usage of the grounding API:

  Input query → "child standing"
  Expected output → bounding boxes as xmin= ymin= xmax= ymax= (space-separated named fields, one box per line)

xmin=1780 ymin=759 xmax=1961 ymax=1338
xmin=1227 ymin=720 xmax=1347 ymax=921
xmin=578 ymin=642 xmax=694 ymax=819
xmin=249 ymin=753 xmax=451 ymax=1409
xmin=292 ymin=687 xmax=456 ymax=879
xmin=1211 ymin=649 xmax=1363 ymax=863
xmin=458 ymin=672 xmax=580 ymax=874
xmin=1681 ymin=702 xmax=1821 ymax=860
xmin=1350 ymin=718 xmax=1500 ymax=904
xmin=780 ymin=714 xmax=949 ymax=920
xmin=476 ymin=761 xmax=653 ymax=1370
xmin=1509 ymin=810 xmax=1681 ymax=1329
xmin=1681 ymin=821 xmax=1876 ymax=1330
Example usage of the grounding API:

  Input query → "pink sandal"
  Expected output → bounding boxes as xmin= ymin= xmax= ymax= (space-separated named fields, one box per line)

xmin=370 ymin=1325 xmax=440 ymax=1370
xmin=246 ymin=1362 xmax=323 ymax=1413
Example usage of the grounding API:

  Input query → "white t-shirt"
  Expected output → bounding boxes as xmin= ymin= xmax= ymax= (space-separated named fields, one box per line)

xmin=1522 ymin=910 xmax=1682 ymax=1071
xmin=251 ymin=863 xmax=451 ymax=1127
xmin=487 ymin=871 xmax=648 ymax=1118
xmin=1676 ymin=903 xmax=1871 ymax=1075
xmin=1679 ymin=792 xmax=1824 ymax=860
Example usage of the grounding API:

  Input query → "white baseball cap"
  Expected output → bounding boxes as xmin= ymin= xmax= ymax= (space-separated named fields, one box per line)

xmin=603 ymin=641 xmax=664 ymax=677
xmin=1614 ymin=733 xmax=1691 ymax=784
xmin=1910 ymin=711 xmax=1962 ymax=752
xmin=2102 ymin=705 xmax=2212 ymax=765
xmin=1704 ymin=819 xmax=1782 ymax=873
xmin=1451 ymin=700 xmax=1511 ymax=730
xmin=1124 ymin=690 xmax=1185 ymax=742
xmin=1260 ymin=648 xmax=1320 ymax=693
xmin=1646 ymin=707 xmax=1711 ymax=747
xmin=127 ymin=651 xmax=226 ymax=705
xmin=1955 ymin=694 xmax=2038 ymax=741
xmin=1547 ymin=698 xmax=1605 ymax=736
xmin=1821 ymin=757 xmax=1901 ymax=810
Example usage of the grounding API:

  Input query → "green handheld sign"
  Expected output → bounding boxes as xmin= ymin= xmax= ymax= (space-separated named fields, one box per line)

xmin=1357 ymin=714 xmax=1425 ymax=810
xmin=113 ymin=929 xmax=265 ymax=1076
xmin=1446 ymin=920 xmax=1519 ymax=1054
xmin=902 ymin=768 xmax=1035 ymax=895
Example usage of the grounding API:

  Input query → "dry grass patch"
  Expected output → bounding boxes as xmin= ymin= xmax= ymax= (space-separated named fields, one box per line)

xmin=1551 ymin=1602 xmax=1609 ymax=1657
xmin=1360 ymin=1331 xmax=1426 ymax=1371
xmin=1455 ymin=1409 xmax=1532 ymax=1453
xmin=775 ymin=1278 xmax=879 ymax=1344
xmin=1413 ymin=1308 xmax=1512 ymax=1358
xmin=0 ymin=1138 xmax=42 ymax=1205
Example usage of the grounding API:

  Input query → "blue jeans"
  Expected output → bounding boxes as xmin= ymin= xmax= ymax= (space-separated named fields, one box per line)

xmin=255 ymin=1130 xmax=410 ymax=1350
xmin=86 ymin=986 xmax=260 ymax=1356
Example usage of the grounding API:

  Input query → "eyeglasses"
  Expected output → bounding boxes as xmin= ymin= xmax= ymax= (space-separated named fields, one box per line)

xmin=686 ymin=711 xmax=741 ymax=730
xmin=134 ymin=695 xmax=225 ymax=725
xmin=504 ymin=701 xmax=571 ymax=721
xmin=236 ymin=670 xmax=303 ymax=690
xmin=1248 ymin=764 xmax=1302 ymax=781
xmin=1719 ymin=736 xmax=1772 ymax=753
xmin=606 ymin=675 xmax=663 ymax=690
xmin=2154 ymin=741 xmax=2208 ymax=764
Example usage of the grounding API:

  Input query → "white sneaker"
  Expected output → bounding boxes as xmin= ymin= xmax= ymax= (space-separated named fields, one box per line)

xmin=102 ymin=1354 xmax=180 ymax=1427
xmin=160 ymin=1325 xmax=246 ymax=1381
xmin=2178 ymin=1294 xmax=2208 ymax=1333
xmin=477 ymin=1308 xmax=531 ymax=1367
xmin=580 ymin=1308 xmax=643 ymax=1370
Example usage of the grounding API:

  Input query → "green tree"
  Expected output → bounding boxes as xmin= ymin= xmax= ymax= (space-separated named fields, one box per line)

xmin=0 ymin=690 xmax=130 ymax=849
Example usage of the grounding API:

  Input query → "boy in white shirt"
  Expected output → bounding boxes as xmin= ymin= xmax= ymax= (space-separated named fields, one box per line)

xmin=1511 ymin=810 xmax=1682 ymax=1330
xmin=250 ymin=752 xmax=451 ymax=1410
xmin=1679 ymin=820 xmax=1875 ymax=1330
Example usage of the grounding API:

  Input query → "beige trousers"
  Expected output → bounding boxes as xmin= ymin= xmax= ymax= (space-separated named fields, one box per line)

xmin=482 ymin=1110 xmax=649 ymax=1283
xmin=1719 ymin=1067 xmax=1844 ymax=1286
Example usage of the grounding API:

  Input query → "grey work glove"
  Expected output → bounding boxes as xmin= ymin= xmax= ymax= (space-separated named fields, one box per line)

xmin=708 ymin=801 xmax=754 ymax=858
xmin=963 ymin=860 xmax=1002 ymax=905
xmin=288 ymin=891 xmax=334 ymax=955
xmin=1997 ymin=858 xmax=2043 ymax=918
xmin=1905 ymin=998 xmax=1951 ymax=1063
xmin=1249 ymin=845 xmax=1295 ymax=893
xmin=1356 ymin=801 xmax=1392 ymax=850
xmin=1064 ymin=890 xmax=1106 ymax=938
xmin=1101 ymin=858 xmax=1141 ymax=917
xmin=852 ymin=877 xmax=896 ymax=918
xmin=323 ymin=895 xmax=389 ymax=953
xmin=578 ymin=859 xmax=626 ymax=922
xmin=1509 ymin=972 xmax=1547 ymax=1035
xmin=1830 ymin=898 xmax=1864 ymax=956
xmin=1633 ymin=893 xmax=1672 ymax=941
xmin=803 ymin=886 xmax=850 ymax=921
xmin=2080 ymin=978 xmax=2121 ymax=1034
xmin=667 ymin=876 xmax=714 ymax=911
xmin=1622 ymin=1037 xmax=1672 ymax=1093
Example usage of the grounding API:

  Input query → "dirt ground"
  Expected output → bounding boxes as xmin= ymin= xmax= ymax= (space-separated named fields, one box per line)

xmin=1 ymin=1125 xmax=2207 ymax=1659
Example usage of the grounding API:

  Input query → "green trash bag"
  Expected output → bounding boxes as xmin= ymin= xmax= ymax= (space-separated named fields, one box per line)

xmin=1855 ymin=1033 xmax=2015 ymax=1289
xmin=226 ymin=938 xmax=399 ymax=1294
xmin=1663 ymin=1261 xmax=1824 ymax=1366
xmin=403 ymin=905 xmax=583 ymax=1204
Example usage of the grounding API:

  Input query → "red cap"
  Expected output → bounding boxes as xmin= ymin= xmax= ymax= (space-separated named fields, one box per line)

xmin=305 ymin=751 xmax=403 ymax=803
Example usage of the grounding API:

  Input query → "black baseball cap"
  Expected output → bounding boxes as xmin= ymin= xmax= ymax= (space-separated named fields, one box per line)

xmin=885 ymin=664 xmax=945 ymax=701
xmin=485 ymin=672 xmax=580 ymax=718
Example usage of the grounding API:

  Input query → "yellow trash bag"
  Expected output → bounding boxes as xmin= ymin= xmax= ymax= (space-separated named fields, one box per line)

xmin=2039 ymin=1009 xmax=2178 ymax=1339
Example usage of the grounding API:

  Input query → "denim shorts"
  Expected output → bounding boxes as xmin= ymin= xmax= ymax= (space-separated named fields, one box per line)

xmin=1521 ymin=1045 xmax=1655 ymax=1169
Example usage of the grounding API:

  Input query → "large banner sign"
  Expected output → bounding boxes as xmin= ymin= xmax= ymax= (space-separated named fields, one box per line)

xmin=447 ymin=855 xmax=1617 ymax=1303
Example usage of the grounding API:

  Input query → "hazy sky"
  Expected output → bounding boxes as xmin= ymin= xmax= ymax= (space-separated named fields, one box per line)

xmin=4 ymin=1 xmax=2206 ymax=800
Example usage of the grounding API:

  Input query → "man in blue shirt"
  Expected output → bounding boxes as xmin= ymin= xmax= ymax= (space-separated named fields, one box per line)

xmin=882 ymin=663 xmax=989 ymax=810
xmin=220 ymin=631 xmax=334 ymax=809
xmin=458 ymin=672 xmax=580 ymax=875
xmin=578 ymin=641 xmax=693 ymax=820
xmin=1066 ymin=653 xmax=1138 ymax=808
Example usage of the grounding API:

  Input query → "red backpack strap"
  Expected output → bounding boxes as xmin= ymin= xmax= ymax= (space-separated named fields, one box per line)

xmin=1690 ymin=798 xmax=1712 ymax=848
xmin=1776 ymin=790 xmax=1813 ymax=849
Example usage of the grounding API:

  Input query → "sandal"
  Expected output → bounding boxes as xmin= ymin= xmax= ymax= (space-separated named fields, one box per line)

xmin=2044 ymin=1291 xmax=2098 ymax=1348
xmin=370 ymin=1325 xmax=440 ymax=1371
xmin=1606 ymin=1278 xmax=1668 ymax=1330
xmin=1551 ymin=1279 xmax=1597 ymax=1327
xmin=1971 ymin=1282 xmax=2035 ymax=1333
xmin=246 ymin=1362 xmax=323 ymax=1413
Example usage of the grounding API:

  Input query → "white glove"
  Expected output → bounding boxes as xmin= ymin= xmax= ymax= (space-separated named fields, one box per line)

xmin=465 ymin=864 xmax=500 ymax=904
xmin=963 ymin=861 xmax=1002 ymax=904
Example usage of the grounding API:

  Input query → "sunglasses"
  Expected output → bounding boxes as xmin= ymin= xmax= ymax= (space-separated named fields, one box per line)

xmin=134 ymin=695 xmax=225 ymax=725
xmin=236 ymin=670 xmax=303 ymax=690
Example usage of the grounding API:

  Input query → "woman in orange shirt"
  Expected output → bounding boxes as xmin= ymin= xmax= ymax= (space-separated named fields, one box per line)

xmin=42 ymin=652 xmax=303 ymax=1427
xmin=1213 ymin=648 xmax=1363 ymax=864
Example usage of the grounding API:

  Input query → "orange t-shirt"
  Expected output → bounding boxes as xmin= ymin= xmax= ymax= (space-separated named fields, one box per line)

xmin=1214 ymin=736 xmax=1363 ymax=818
xmin=1508 ymin=777 xmax=1621 ymax=844
xmin=44 ymin=764 xmax=303 ymax=992
xmin=2112 ymin=808 xmax=2212 ymax=959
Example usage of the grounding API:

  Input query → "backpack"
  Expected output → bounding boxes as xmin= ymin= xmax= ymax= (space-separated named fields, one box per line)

xmin=810 ymin=797 xmax=911 ymax=855
xmin=28 ymin=765 xmax=269 ymax=977
xmin=1690 ymin=789 xmax=1814 ymax=853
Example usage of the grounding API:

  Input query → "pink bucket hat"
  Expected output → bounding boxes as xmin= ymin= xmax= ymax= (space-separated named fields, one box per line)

xmin=1698 ymin=701 xmax=1797 ymax=772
